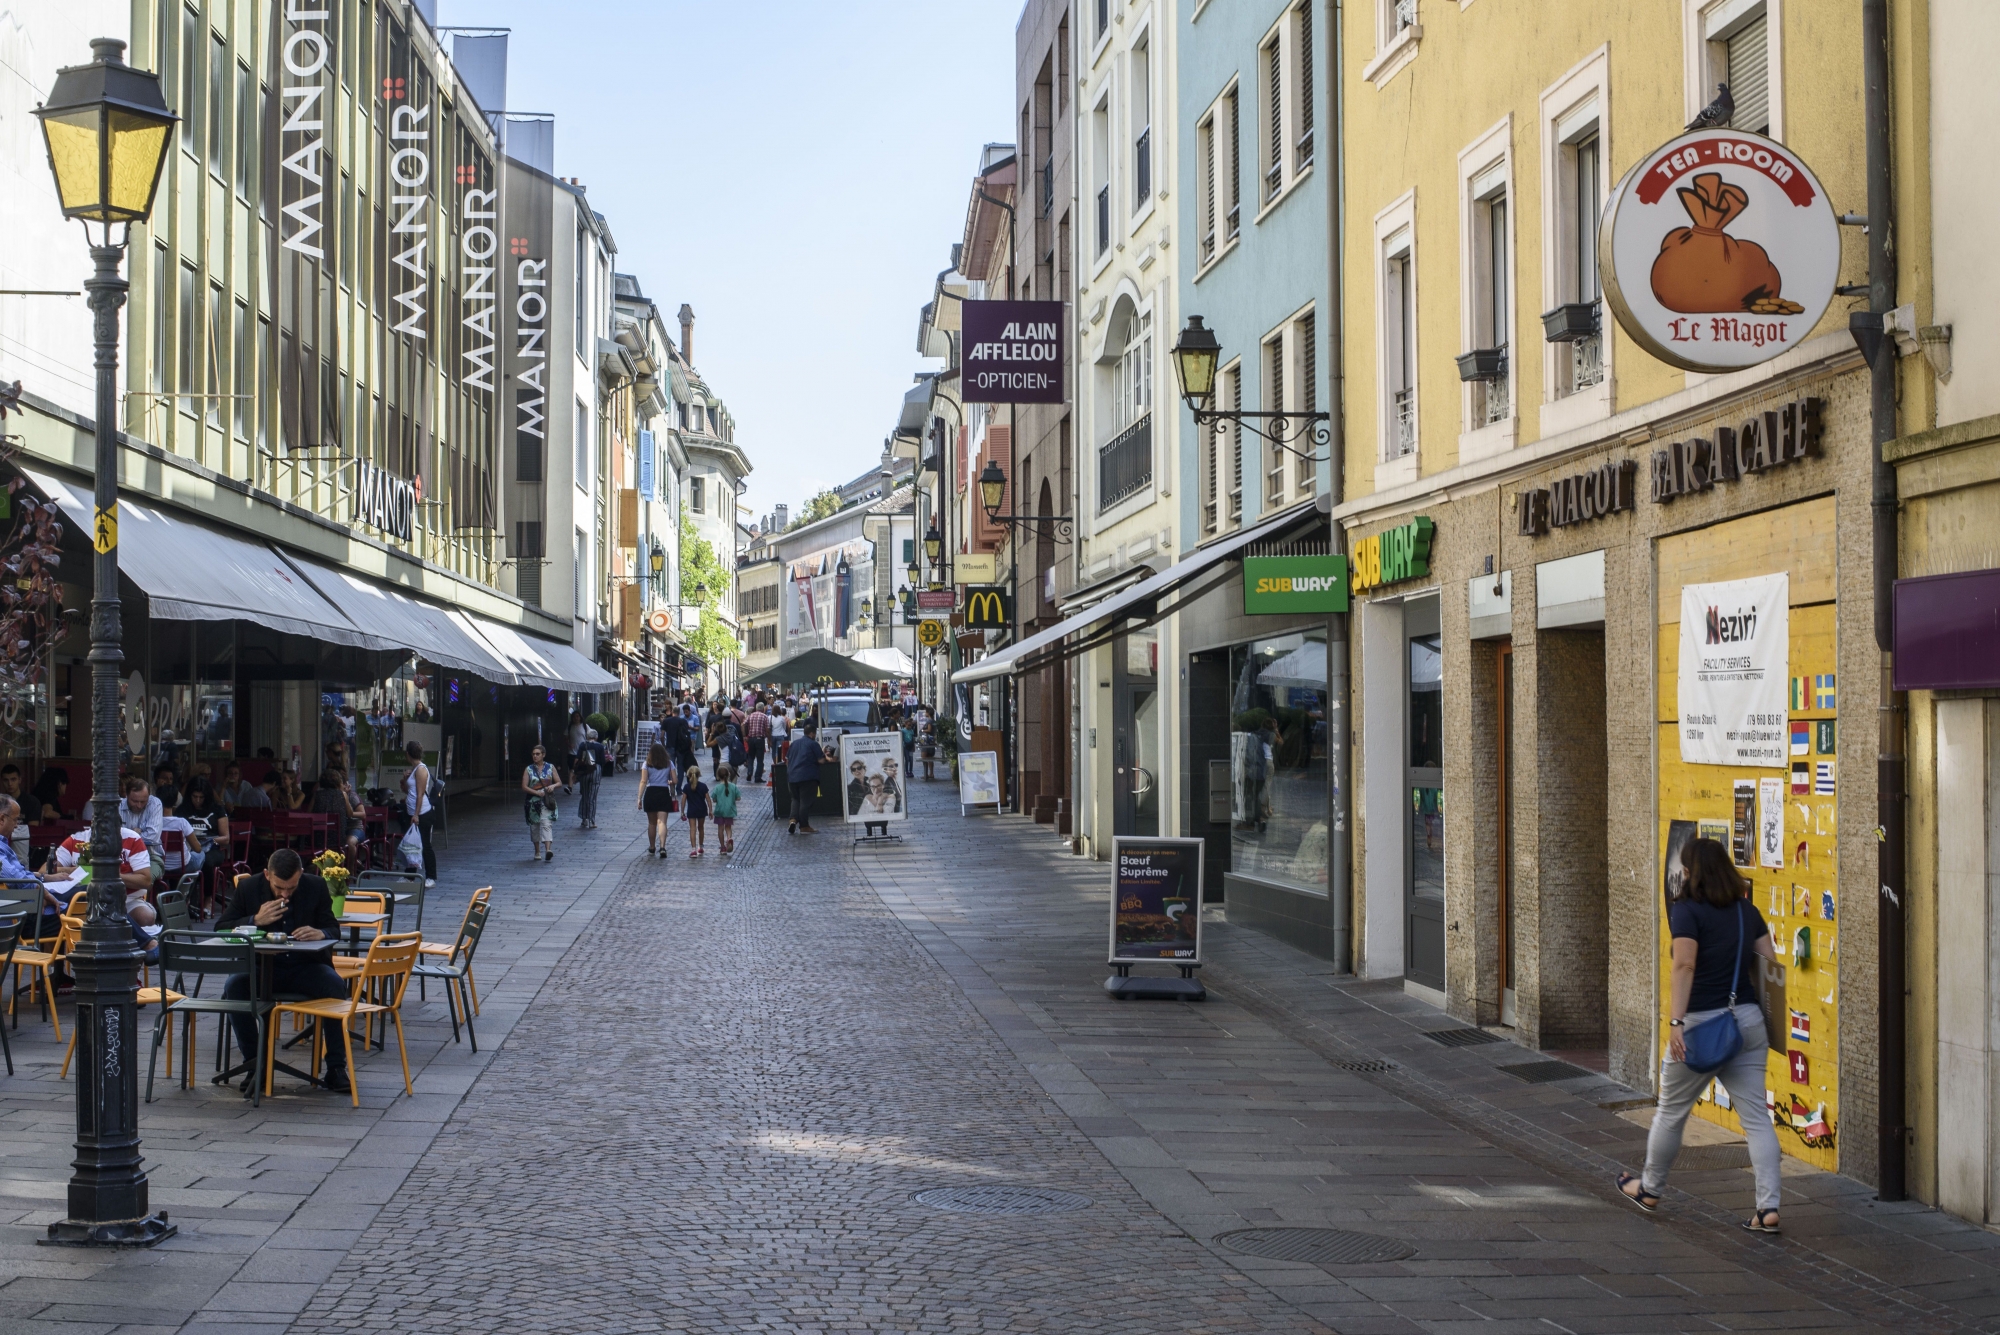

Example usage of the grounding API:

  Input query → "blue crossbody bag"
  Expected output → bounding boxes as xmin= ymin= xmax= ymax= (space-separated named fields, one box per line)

xmin=1682 ymin=901 xmax=1748 ymax=1074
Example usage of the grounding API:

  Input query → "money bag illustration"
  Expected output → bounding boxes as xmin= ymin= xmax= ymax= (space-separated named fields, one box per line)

xmin=1650 ymin=172 xmax=1800 ymax=315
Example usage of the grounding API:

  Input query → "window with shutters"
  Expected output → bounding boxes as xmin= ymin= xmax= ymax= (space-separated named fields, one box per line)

xmin=207 ymin=32 xmax=226 ymax=179
xmin=1375 ymin=194 xmax=1419 ymax=464
xmin=1196 ymin=80 xmax=1241 ymax=272
xmin=1131 ymin=32 xmax=1152 ymax=213
xmin=1295 ymin=3 xmax=1315 ymax=173
xmin=1294 ymin=309 xmax=1318 ymax=495
xmin=1091 ymin=95 xmax=1112 ymax=259
xmin=1539 ymin=51 xmax=1612 ymax=420
xmin=1686 ymin=0 xmax=1784 ymax=142
xmin=1264 ymin=332 xmax=1287 ymax=505
xmin=1261 ymin=35 xmax=1284 ymax=203
xmin=1222 ymin=361 xmax=1244 ymax=523
xmin=1258 ymin=9 xmax=1313 ymax=212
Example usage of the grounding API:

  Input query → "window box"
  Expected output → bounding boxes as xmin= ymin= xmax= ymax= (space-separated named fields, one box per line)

xmin=1455 ymin=347 xmax=1507 ymax=382
xmin=1541 ymin=301 xmax=1600 ymax=343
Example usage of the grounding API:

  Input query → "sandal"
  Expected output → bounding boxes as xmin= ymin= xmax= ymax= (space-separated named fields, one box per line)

xmin=1743 ymin=1209 xmax=1781 ymax=1234
xmin=1616 ymin=1173 xmax=1660 ymax=1213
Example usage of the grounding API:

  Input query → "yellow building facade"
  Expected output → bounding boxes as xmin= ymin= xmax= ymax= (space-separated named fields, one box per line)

xmin=1334 ymin=0 xmax=1926 ymax=1188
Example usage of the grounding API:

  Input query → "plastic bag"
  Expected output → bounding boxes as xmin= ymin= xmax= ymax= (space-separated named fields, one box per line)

xmin=396 ymin=820 xmax=424 ymax=870
xmin=1650 ymin=173 xmax=1798 ymax=315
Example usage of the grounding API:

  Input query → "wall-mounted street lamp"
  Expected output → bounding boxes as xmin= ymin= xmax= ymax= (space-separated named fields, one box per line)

xmin=1171 ymin=315 xmax=1330 ymax=461
xmin=33 ymin=36 xmax=177 ymax=1250
xmin=976 ymin=459 xmax=1074 ymax=540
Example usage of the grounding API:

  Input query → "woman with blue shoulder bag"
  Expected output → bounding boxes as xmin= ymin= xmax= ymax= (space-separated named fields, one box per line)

xmin=1618 ymin=837 xmax=1783 ymax=1233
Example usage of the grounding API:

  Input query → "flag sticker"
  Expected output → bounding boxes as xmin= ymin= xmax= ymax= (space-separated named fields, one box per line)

xmin=1791 ymin=761 xmax=1810 ymax=795
xmin=1816 ymin=719 xmax=1836 ymax=754
xmin=1814 ymin=761 xmax=1835 ymax=794
xmin=1789 ymin=1050 xmax=1811 ymax=1084
xmin=1790 ymin=723 xmax=1810 ymax=756
xmin=1789 ymin=676 xmax=1808 ymax=711
xmin=1789 ymin=1010 xmax=1811 ymax=1044
xmin=1814 ymin=673 xmax=1837 ymax=709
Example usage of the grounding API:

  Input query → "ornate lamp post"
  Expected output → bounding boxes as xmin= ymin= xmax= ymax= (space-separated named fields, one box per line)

xmin=975 ymin=459 xmax=1073 ymax=541
xmin=33 ymin=38 xmax=177 ymax=1248
xmin=1171 ymin=314 xmax=1330 ymax=460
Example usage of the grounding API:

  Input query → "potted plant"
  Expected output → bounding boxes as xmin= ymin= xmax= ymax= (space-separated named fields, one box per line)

xmin=313 ymin=848 xmax=353 ymax=916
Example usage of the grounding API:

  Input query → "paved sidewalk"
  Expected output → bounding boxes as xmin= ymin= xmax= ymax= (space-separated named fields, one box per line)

xmin=4 ymin=772 xmax=1996 ymax=1333
xmin=0 ymin=777 xmax=648 ymax=1333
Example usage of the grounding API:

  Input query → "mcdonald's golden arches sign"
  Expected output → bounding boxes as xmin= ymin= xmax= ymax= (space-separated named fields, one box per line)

xmin=962 ymin=585 xmax=1013 ymax=630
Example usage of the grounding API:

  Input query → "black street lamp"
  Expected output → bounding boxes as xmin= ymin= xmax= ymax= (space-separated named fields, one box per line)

xmin=32 ymin=37 xmax=177 ymax=1249
xmin=974 ymin=459 xmax=1073 ymax=541
xmin=1171 ymin=314 xmax=1330 ymax=462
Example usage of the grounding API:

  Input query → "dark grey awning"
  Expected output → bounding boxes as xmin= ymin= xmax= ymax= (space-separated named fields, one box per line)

xmin=282 ymin=554 xmax=515 ymax=681
xmin=952 ymin=500 xmax=1324 ymax=685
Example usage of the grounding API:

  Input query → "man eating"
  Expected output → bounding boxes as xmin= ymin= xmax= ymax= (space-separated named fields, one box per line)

xmin=214 ymin=848 xmax=351 ymax=1094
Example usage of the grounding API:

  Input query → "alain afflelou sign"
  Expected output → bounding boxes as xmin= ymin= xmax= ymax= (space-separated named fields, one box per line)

xmin=1601 ymin=129 xmax=1839 ymax=374
xmin=961 ymin=301 xmax=1065 ymax=405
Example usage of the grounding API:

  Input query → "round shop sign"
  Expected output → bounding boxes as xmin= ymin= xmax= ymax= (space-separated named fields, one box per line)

xmin=1600 ymin=129 xmax=1839 ymax=374
xmin=647 ymin=608 xmax=673 ymax=635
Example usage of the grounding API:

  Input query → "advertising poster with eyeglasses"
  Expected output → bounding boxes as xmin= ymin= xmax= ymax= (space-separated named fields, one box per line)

xmin=1601 ymin=129 xmax=1839 ymax=374
xmin=838 ymin=732 xmax=907 ymax=824
xmin=1108 ymin=837 xmax=1204 ymax=965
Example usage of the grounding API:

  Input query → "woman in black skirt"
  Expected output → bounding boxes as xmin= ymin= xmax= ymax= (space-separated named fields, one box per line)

xmin=638 ymin=743 xmax=677 ymax=857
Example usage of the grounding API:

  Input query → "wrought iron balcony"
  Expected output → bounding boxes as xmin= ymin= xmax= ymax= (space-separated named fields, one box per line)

xmin=1097 ymin=414 xmax=1153 ymax=511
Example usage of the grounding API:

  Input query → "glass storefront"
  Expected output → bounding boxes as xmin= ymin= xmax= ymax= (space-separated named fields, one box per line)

xmin=1227 ymin=631 xmax=1329 ymax=891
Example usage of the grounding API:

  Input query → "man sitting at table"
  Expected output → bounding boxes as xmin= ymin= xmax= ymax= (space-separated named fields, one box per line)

xmin=214 ymin=847 xmax=351 ymax=1095
xmin=219 ymin=762 xmax=271 ymax=812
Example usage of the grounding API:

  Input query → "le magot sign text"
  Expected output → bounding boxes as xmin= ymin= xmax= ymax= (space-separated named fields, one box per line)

xmin=1351 ymin=517 xmax=1435 ymax=595
xmin=1244 ymin=556 xmax=1349 ymax=614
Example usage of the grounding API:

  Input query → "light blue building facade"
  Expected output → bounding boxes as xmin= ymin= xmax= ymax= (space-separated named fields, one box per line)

xmin=1175 ymin=0 xmax=1332 ymax=536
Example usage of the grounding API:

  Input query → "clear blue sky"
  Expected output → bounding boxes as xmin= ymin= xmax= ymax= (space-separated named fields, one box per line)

xmin=440 ymin=1 xmax=1020 ymax=524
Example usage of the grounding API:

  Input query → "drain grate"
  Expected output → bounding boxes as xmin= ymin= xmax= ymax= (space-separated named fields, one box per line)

xmin=914 ymin=1186 xmax=1092 ymax=1215
xmin=1498 ymin=1059 xmax=1592 ymax=1084
xmin=1332 ymin=1058 xmax=1397 ymax=1072
xmin=1218 ymin=1227 xmax=1415 ymax=1266
xmin=1424 ymin=1027 xmax=1504 ymax=1048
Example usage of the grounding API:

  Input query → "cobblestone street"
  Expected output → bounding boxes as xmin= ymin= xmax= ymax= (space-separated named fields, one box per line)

xmin=4 ymin=773 xmax=1999 ymax=1332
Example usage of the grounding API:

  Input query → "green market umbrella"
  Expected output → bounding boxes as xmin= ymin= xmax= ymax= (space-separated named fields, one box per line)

xmin=741 ymin=646 xmax=899 ymax=687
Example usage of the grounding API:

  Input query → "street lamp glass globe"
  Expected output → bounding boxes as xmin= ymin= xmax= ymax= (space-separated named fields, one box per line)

xmin=1171 ymin=315 xmax=1222 ymax=415
xmin=978 ymin=460 xmax=1006 ymax=519
xmin=649 ymin=546 xmax=665 ymax=575
xmin=923 ymin=522 xmax=942 ymax=563
xmin=34 ymin=39 xmax=176 ymax=226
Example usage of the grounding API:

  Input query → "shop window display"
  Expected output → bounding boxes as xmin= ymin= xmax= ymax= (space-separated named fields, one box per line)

xmin=1228 ymin=631 xmax=1330 ymax=890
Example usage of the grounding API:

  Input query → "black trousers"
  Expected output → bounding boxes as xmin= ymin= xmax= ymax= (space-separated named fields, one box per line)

xmin=791 ymin=779 xmax=817 ymax=825
xmin=746 ymin=738 xmax=766 ymax=783
xmin=223 ymin=955 xmax=350 ymax=1070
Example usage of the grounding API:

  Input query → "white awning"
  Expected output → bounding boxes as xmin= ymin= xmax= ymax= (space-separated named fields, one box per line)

xmin=1257 ymin=640 xmax=1328 ymax=692
xmin=283 ymin=554 xmax=515 ymax=681
xmin=850 ymin=646 xmax=914 ymax=676
xmin=28 ymin=469 xmax=377 ymax=648
xmin=952 ymin=499 xmax=1323 ymax=686
xmin=457 ymin=613 xmax=621 ymax=693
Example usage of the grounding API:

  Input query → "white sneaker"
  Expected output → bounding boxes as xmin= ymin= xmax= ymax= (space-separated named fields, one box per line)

xmin=424 ymin=879 xmax=436 ymax=888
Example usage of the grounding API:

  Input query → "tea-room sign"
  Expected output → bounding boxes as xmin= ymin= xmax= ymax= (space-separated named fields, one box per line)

xmin=1601 ymin=130 xmax=1839 ymax=374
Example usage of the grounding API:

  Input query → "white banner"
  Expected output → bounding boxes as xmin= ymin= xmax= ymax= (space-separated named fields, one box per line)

xmin=1678 ymin=573 xmax=1789 ymax=767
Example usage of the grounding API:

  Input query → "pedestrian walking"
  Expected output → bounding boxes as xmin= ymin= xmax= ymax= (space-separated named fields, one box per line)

xmin=565 ymin=709 xmax=587 ymax=775
xmin=744 ymin=700 xmax=770 ymax=784
xmin=899 ymin=713 xmax=917 ymax=778
xmin=712 ymin=764 xmax=741 ymax=854
xmin=919 ymin=717 xmax=937 ymax=780
xmin=786 ymin=721 xmax=825 ymax=835
xmin=639 ymin=742 xmax=677 ymax=858
xmin=680 ymin=762 xmax=710 ymax=857
xmin=572 ymin=728 xmax=605 ymax=829
xmin=522 ymin=745 xmax=561 ymax=861
xmin=1619 ymin=837 xmax=1783 ymax=1233
xmin=770 ymin=704 xmax=791 ymax=780
xmin=403 ymin=739 xmax=437 ymax=886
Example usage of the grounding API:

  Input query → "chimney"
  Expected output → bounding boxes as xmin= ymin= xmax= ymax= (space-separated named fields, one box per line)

xmin=677 ymin=303 xmax=696 ymax=365
xmin=773 ymin=503 xmax=789 ymax=530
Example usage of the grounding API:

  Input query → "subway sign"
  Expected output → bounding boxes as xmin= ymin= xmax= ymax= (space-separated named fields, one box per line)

xmin=1244 ymin=555 xmax=1349 ymax=614
xmin=1351 ymin=516 xmax=1434 ymax=595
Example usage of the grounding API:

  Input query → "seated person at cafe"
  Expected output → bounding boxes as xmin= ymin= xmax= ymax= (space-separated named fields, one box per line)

xmin=0 ymin=795 xmax=45 ymax=925
xmin=214 ymin=847 xmax=351 ymax=1094
xmin=309 ymin=767 xmax=364 ymax=852
xmin=219 ymin=761 xmax=271 ymax=811
xmin=120 ymin=776 xmax=166 ymax=876
xmin=41 ymin=819 xmax=160 ymax=979
xmin=29 ymin=767 xmax=68 ymax=822
xmin=159 ymin=806 xmax=203 ymax=882
xmin=1 ymin=764 xmax=39 ymax=823
xmin=151 ymin=762 xmax=182 ymax=814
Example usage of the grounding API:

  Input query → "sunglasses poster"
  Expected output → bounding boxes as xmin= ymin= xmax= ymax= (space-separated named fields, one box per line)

xmin=1602 ymin=129 xmax=1839 ymax=374
xmin=1108 ymin=837 xmax=1204 ymax=964
xmin=838 ymin=731 xmax=908 ymax=824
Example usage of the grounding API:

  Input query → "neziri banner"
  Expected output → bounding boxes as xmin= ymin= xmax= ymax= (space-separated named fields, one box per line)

xmin=1677 ymin=572 xmax=1789 ymax=767
xmin=961 ymin=300 xmax=1065 ymax=404
xmin=1108 ymin=837 xmax=1204 ymax=964
xmin=266 ymin=0 xmax=342 ymax=450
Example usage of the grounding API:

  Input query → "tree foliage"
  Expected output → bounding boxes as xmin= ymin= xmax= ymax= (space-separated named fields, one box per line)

xmin=678 ymin=512 xmax=739 ymax=664
xmin=786 ymin=489 xmax=843 ymax=530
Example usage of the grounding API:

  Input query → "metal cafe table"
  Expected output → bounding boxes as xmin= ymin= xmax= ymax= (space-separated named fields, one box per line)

xmin=204 ymin=932 xmax=339 ymax=1096
xmin=337 ymin=911 xmax=389 ymax=954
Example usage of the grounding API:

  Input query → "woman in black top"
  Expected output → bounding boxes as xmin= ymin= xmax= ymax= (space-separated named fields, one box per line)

xmin=1619 ymin=837 xmax=1783 ymax=1232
